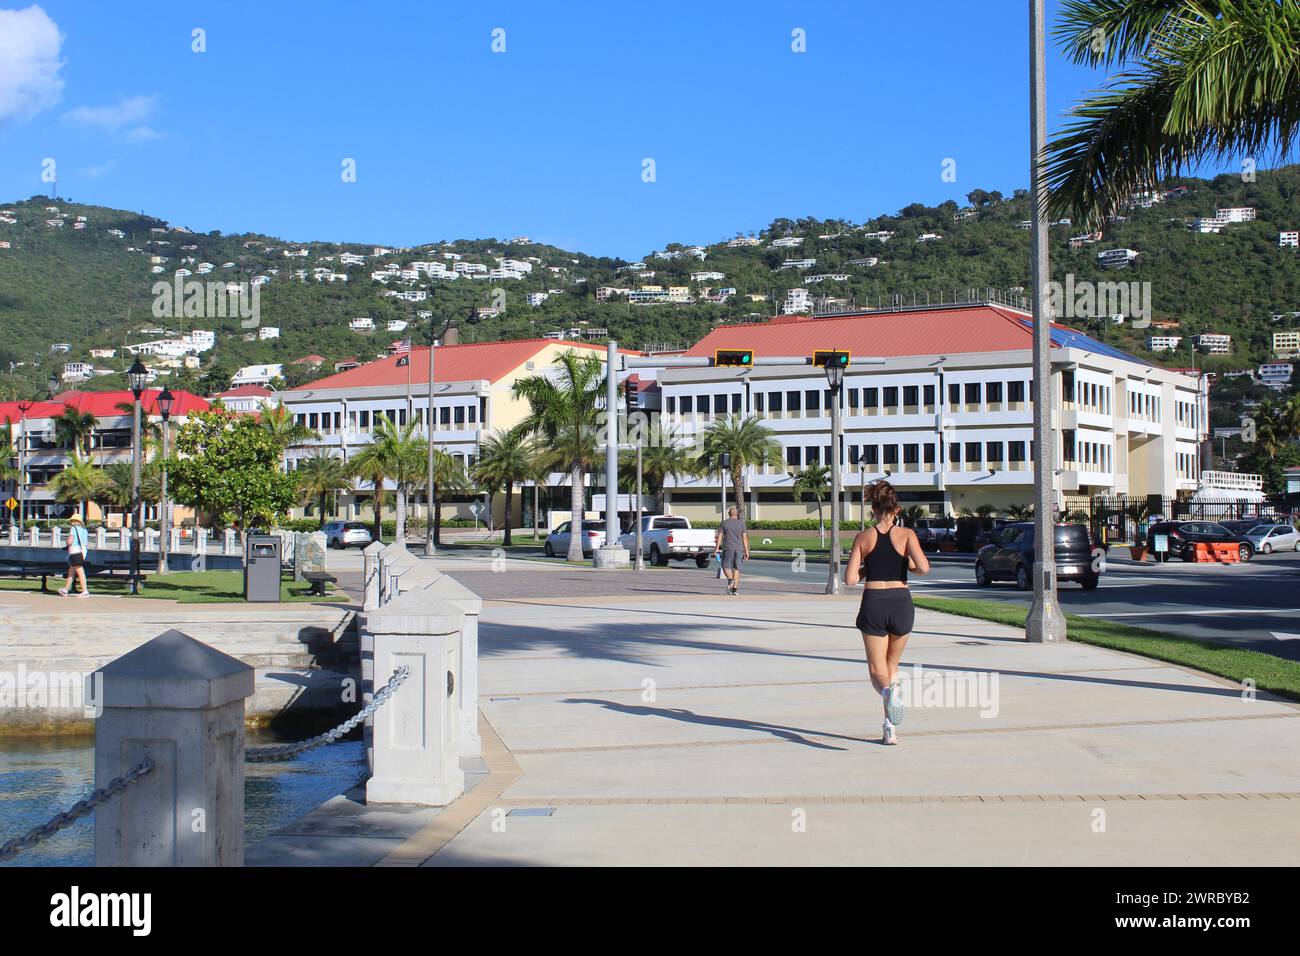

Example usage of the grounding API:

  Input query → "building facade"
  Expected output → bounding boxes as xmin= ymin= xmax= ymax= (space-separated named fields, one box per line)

xmin=651 ymin=304 xmax=1208 ymax=522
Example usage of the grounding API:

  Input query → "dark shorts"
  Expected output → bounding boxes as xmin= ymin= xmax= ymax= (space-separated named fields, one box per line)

xmin=721 ymin=549 xmax=743 ymax=571
xmin=67 ymin=552 xmax=84 ymax=569
xmin=856 ymin=587 xmax=914 ymax=636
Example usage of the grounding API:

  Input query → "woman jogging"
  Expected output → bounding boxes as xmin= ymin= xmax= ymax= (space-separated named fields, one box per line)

xmin=58 ymin=515 xmax=91 ymax=598
xmin=845 ymin=480 xmax=929 ymax=744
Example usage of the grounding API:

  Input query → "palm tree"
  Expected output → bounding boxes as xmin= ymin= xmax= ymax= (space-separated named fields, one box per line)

xmin=49 ymin=454 xmax=109 ymax=520
xmin=429 ymin=448 xmax=469 ymax=546
xmin=258 ymin=401 xmax=317 ymax=465
xmin=472 ymin=428 xmax=534 ymax=546
xmin=512 ymin=351 xmax=606 ymax=562
xmin=348 ymin=452 xmax=389 ymax=544
xmin=524 ymin=445 xmax=558 ymax=540
xmin=0 ymin=420 xmax=17 ymax=500
xmin=53 ymin=405 xmax=98 ymax=457
xmin=349 ymin=417 xmax=426 ymax=544
xmin=1046 ymin=0 xmax=1300 ymax=225
xmin=295 ymin=450 xmax=350 ymax=528
xmin=790 ymin=463 xmax=831 ymax=545
xmin=636 ymin=427 xmax=696 ymax=514
xmin=1005 ymin=503 xmax=1036 ymax=520
xmin=695 ymin=414 xmax=783 ymax=517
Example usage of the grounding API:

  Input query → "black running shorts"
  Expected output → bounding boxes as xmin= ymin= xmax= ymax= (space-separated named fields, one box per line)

xmin=855 ymin=588 xmax=914 ymax=637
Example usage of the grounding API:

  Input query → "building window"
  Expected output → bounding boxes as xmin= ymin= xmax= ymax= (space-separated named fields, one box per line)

xmin=987 ymin=381 xmax=1003 ymax=405
xmin=864 ymin=387 xmax=878 ymax=413
xmin=1009 ymin=441 xmax=1026 ymax=463
xmin=755 ymin=392 xmax=765 ymax=412
xmin=965 ymin=441 xmax=982 ymax=463
xmin=949 ymin=442 xmax=961 ymax=464
xmin=731 ymin=393 xmax=741 ymax=413
xmin=787 ymin=391 xmax=802 ymax=412
xmin=440 ymin=406 xmax=451 ymax=426
xmin=359 ymin=410 xmax=370 ymax=428
xmin=883 ymin=444 xmax=898 ymax=466
xmin=786 ymin=446 xmax=801 ymax=467
xmin=903 ymin=443 xmax=919 ymax=464
xmin=681 ymin=395 xmax=694 ymax=414
xmin=987 ymin=441 xmax=1004 ymax=464
xmin=667 ymin=396 xmax=677 ymax=413
xmin=923 ymin=443 xmax=936 ymax=465
xmin=848 ymin=388 xmax=860 ymax=412
xmin=1008 ymin=380 xmax=1025 ymax=404
xmin=903 ymin=385 xmax=919 ymax=410
xmin=948 ymin=383 xmax=960 ymax=408
xmin=468 ymin=405 xmax=477 ymax=424
xmin=805 ymin=389 xmax=820 ymax=413
xmin=862 ymin=445 xmax=879 ymax=466
xmin=883 ymin=386 xmax=898 ymax=410
xmin=714 ymin=394 xmax=727 ymax=414
xmin=964 ymin=383 xmax=981 ymax=406
xmin=454 ymin=406 xmax=465 ymax=425
xmin=805 ymin=446 xmax=820 ymax=465
xmin=769 ymin=391 xmax=783 ymax=411
xmin=923 ymin=384 xmax=935 ymax=408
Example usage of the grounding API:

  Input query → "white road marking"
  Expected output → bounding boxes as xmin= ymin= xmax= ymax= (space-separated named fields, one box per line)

xmin=1079 ymin=608 xmax=1300 ymax=618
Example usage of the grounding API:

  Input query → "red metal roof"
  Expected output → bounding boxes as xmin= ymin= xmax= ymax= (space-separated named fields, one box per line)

xmin=683 ymin=305 xmax=1040 ymax=361
xmin=299 ymin=338 xmax=632 ymax=391
xmin=0 ymin=389 xmax=210 ymax=423
xmin=217 ymin=384 xmax=275 ymax=398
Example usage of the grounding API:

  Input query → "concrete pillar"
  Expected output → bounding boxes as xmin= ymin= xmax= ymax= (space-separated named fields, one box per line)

xmin=195 ymin=528 xmax=206 ymax=555
xmin=170 ymin=528 xmax=181 ymax=553
xmin=144 ymin=528 xmax=156 ymax=552
xmin=93 ymin=629 xmax=254 ymax=866
xmin=7 ymin=526 xmax=16 ymax=546
xmin=52 ymin=526 xmax=62 ymax=549
xmin=28 ymin=527 xmax=38 ymax=546
xmin=378 ymin=542 xmax=417 ymax=606
xmin=96 ymin=527 xmax=107 ymax=550
xmin=362 ymin=541 xmax=384 ymax=611
xmin=361 ymin=589 xmax=466 ymax=806
xmin=224 ymin=529 xmax=236 ymax=554
xmin=428 ymin=575 xmax=483 ymax=759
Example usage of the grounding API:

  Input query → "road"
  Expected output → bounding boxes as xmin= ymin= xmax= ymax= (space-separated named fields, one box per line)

xmin=385 ymin=543 xmax=1300 ymax=662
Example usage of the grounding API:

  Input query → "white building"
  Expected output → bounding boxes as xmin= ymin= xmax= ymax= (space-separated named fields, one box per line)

xmin=62 ymin=362 xmax=93 ymax=382
xmin=1215 ymin=207 xmax=1256 ymax=223
xmin=1098 ymin=248 xmax=1139 ymax=268
xmin=526 ymin=292 xmax=550 ymax=306
xmin=1192 ymin=333 xmax=1231 ymax=355
xmin=770 ymin=237 xmax=804 ymax=248
xmin=350 ymin=317 xmax=375 ymax=332
xmin=50 ymin=343 xmax=71 ymax=353
xmin=89 ymin=348 xmax=116 ymax=359
xmin=1280 ymin=231 xmax=1299 ymax=248
xmin=387 ymin=319 xmax=409 ymax=332
xmin=1148 ymin=336 xmax=1182 ymax=352
xmin=231 ymin=363 xmax=284 ymax=387
xmin=781 ymin=288 xmax=813 ymax=315
xmin=652 ymin=303 xmax=1208 ymax=521
xmin=258 ymin=326 xmax=281 ymax=340
xmin=1258 ymin=363 xmax=1293 ymax=389
xmin=1273 ymin=330 xmax=1300 ymax=357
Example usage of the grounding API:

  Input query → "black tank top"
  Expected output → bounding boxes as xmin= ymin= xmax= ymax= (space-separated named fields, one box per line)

xmin=863 ymin=525 xmax=908 ymax=583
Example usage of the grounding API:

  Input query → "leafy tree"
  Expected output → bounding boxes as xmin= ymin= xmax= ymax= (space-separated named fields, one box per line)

xmin=294 ymin=449 xmax=349 ymax=527
xmin=257 ymin=401 xmax=317 ymax=457
xmin=695 ymin=414 xmax=783 ymax=517
xmin=429 ymin=448 xmax=470 ymax=546
xmin=790 ymin=463 xmax=831 ymax=545
xmin=169 ymin=408 xmax=297 ymax=530
xmin=198 ymin=364 xmax=233 ymax=395
xmin=472 ymin=427 xmax=534 ymax=546
xmin=53 ymin=405 xmax=98 ymax=456
xmin=513 ymin=351 xmax=606 ymax=561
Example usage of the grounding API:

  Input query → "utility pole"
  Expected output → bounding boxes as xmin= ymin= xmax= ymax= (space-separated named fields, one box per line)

xmin=1026 ymin=0 xmax=1067 ymax=643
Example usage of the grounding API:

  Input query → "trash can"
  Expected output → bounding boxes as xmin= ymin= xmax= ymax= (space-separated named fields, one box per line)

xmin=244 ymin=534 xmax=282 ymax=602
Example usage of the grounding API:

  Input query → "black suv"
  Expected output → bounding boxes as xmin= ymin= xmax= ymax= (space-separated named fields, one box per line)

xmin=974 ymin=522 xmax=1100 ymax=590
xmin=1146 ymin=520 xmax=1253 ymax=562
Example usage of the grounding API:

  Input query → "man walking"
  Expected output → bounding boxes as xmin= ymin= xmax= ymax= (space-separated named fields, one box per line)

xmin=714 ymin=505 xmax=750 ymax=596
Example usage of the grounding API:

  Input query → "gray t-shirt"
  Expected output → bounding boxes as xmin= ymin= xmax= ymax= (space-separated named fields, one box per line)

xmin=719 ymin=517 xmax=747 ymax=552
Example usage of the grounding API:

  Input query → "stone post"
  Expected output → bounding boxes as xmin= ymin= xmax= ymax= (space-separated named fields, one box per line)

xmin=52 ymin=526 xmax=62 ymax=549
xmin=428 ymin=575 xmax=483 ymax=759
xmin=362 ymin=541 xmax=384 ymax=611
xmin=96 ymin=527 xmax=107 ymax=550
xmin=361 ymin=589 xmax=466 ymax=806
xmin=7 ymin=525 xmax=16 ymax=546
xmin=29 ymin=526 xmax=38 ymax=546
xmin=93 ymin=629 xmax=254 ymax=866
xmin=224 ymin=529 xmax=236 ymax=554
xmin=170 ymin=528 xmax=182 ymax=553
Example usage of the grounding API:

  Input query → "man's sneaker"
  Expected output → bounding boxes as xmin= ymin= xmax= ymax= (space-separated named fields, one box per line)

xmin=57 ymin=588 xmax=69 ymax=597
xmin=882 ymin=721 xmax=898 ymax=745
xmin=884 ymin=683 xmax=905 ymax=726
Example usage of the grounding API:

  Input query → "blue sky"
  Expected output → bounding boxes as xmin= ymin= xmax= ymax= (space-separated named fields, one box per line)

xmin=0 ymin=1 xmax=1188 ymax=258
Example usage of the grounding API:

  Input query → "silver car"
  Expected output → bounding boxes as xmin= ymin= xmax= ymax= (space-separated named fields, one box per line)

xmin=1244 ymin=523 xmax=1299 ymax=554
xmin=323 ymin=520 xmax=374 ymax=549
xmin=543 ymin=520 xmax=606 ymax=557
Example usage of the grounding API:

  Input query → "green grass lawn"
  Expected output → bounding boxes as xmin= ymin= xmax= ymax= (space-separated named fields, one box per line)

xmin=0 ymin=570 xmax=337 ymax=604
xmin=912 ymin=595 xmax=1300 ymax=703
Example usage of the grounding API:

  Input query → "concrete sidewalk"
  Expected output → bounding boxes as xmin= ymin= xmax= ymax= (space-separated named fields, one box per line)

xmin=390 ymin=590 xmax=1300 ymax=866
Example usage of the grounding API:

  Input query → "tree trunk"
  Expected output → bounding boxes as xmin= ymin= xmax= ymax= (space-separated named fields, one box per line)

xmin=503 ymin=481 xmax=513 ymax=547
xmin=567 ymin=462 xmax=585 ymax=562
xmin=318 ymin=492 xmax=327 ymax=527
xmin=433 ymin=481 xmax=443 ymax=546
xmin=395 ymin=488 xmax=407 ymax=544
xmin=817 ymin=498 xmax=825 ymax=546
xmin=372 ymin=494 xmax=382 ymax=544
xmin=731 ymin=466 xmax=745 ymax=516
xmin=533 ymin=482 xmax=540 ymax=540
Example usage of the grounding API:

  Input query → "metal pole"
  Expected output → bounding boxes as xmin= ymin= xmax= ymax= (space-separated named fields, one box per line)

xmin=424 ymin=318 xmax=438 ymax=557
xmin=717 ymin=456 xmax=727 ymax=579
xmin=158 ymin=417 xmax=169 ymax=574
xmin=1026 ymin=0 xmax=1066 ymax=643
xmin=16 ymin=407 xmax=28 ymax=529
xmin=859 ymin=455 xmax=866 ymax=531
xmin=827 ymin=382 xmax=843 ymax=594
xmin=635 ymin=436 xmax=645 ymax=571
xmin=130 ymin=395 xmax=142 ymax=595
xmin=601 ymin=339 xmax=619 ymax=564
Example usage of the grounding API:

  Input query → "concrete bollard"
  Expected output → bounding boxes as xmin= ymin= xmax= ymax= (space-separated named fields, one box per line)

xmin=360 ymin=589 xmax=465 ymax=805
xmin=96 ymin=527 xmax=107 ymax=550
xmin=51 ymin=526 xmax=62 ymax=549
xmin=7 ymin=526 xmax=16 ymax=546
xmin=144 ymin=528 xmax=156 ymax=553
xmin=224 ymin=529 xmax=236 ymax=555
xmin=28 ymin=527 xmax=38 ymax=546
xmin=171 ymin=528 xmax=181 ymax=553
xmin=362 ymin=541 xmax=384 ymax=611
xmin=93 ymin=629 xmax=254 ymax=866
xmin=120 ymin=526 xmax=129 ymax=551
xmin=427 ymin=575 xmax=483 ymax=759
xmin=378 ymin=543 xmax=417 ymax=607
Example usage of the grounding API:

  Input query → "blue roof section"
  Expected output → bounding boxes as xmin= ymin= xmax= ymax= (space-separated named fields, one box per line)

xmin=1016 ymin=318 xmax=1152 ymax=366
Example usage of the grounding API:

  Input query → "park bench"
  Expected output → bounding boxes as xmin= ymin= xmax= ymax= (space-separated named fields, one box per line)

xmin=0 ymin=556 xmax=149 ymax=593
xmin=301 ymin=570 xmax=337 ymax=597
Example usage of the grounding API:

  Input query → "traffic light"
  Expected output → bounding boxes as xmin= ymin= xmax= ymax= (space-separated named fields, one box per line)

xmin=812 ymin=349 xmax=851 ymax=369
xmin=714 ymin=348 xmax=754 ymax=367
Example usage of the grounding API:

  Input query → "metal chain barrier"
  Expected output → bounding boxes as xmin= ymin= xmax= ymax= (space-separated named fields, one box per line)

xmin=0 ymin=758 xmax=155 ymax=863
xmin=245 ymin=666 xmax=411 ymax=763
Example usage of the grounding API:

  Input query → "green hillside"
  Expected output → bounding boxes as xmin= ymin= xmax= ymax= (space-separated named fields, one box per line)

xmin=3 ymin=165 xmax=1300 ymax=404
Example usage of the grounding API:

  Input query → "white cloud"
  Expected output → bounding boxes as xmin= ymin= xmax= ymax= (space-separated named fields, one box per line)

xmin=65 ymin=94 xmax=158 ymax=131
xmin=0 ymin=5 xmax=65 ymax=123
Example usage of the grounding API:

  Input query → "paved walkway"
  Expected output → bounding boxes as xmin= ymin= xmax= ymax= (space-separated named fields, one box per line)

xmin=256 ymin=569 xmax=1296 ymax=866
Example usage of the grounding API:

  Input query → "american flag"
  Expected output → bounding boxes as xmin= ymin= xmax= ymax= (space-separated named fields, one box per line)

xmin=392 ymin=338 xmax=411 ymax=355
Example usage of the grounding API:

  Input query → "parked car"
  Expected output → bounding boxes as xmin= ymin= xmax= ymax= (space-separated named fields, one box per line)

xmin=543 ymin=520 xmax=607 ymax=557
xmin=1243 ymin=523 xmax=1300 ymax=554
xmin=912 ymin=516 xmax=957 ymax=551
xmin=1219 ymin=519 xmax=1262 ymax=536
xmin=974 ymin=522 xmax=1100 ymax=590
xmin=322 ymin=520 xmax=373 ymax=549
xmin=1146 ymin=520 xmax=1253 ymax=562
xmin=618 ymin=514 xmax=717 ymax=567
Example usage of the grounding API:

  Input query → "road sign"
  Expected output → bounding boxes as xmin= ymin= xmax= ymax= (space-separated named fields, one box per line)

xmin=812 ymin=349 xmax=851 ymax=368
xmin=714 ymin=348 xmax=754 ymax=367
xmin=468 ymin=502 xmax=483 ymax=517
xmin=3 ymin=497 xmax=15 ymax=512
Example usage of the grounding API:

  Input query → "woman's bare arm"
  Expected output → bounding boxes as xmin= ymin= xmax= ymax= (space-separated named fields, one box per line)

xmin=845 ymin=529 xmax=872 ymax=587
xmin=904 ymin=529 xmax=930 ymax=575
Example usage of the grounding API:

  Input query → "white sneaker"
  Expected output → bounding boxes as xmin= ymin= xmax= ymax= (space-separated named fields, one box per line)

xmin=57 ymin=588 xmax=69 ymax=596
xmin=884 ymin=683 xmax=905 ymax=726
xmin=882 ymin=721 xmax=898 ymax=745
xmin=75 ymin=590 xmax=90 ymax=598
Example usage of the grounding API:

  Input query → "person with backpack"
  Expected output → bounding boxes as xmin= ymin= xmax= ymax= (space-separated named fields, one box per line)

xmin=58 ymin=515 xmax=91 ymax=598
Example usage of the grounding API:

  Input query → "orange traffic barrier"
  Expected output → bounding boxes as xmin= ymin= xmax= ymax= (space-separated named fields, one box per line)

xmin=1195 ymin=541 xmax=1240 ymax=563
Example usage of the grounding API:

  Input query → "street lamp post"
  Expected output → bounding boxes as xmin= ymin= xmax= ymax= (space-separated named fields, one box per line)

xmin=424 ymin=306 xmax=473 ymax=557
xmin=1026 ymin=0 xmax=1067 ymax=643
xmin=717 ymin=452 xmax=730 ymax=580
xmin=824 ymin=359 xmax=846 ymax=595
xmin=126 ymin=359 xmax=149 ymax=595
xmin=15 ymin=399 xmax=32 ymax=530
xmin=156 ymin=386 xmax=174 ymax=574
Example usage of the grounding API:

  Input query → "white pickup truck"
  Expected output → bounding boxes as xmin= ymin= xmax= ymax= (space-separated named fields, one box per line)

xmin=619 ymin=514 xmax=717 ymax=567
